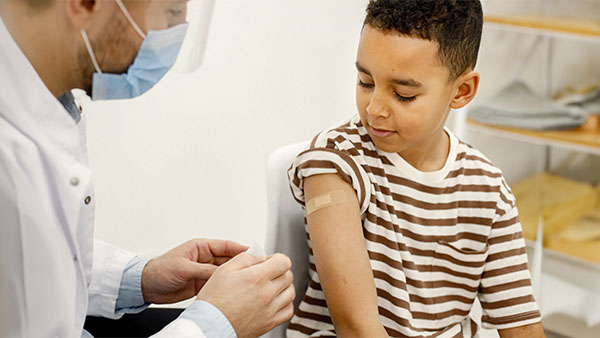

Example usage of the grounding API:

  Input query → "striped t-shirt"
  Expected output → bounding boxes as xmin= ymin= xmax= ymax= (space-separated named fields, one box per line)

xmin=286 ymin=115 xmax=541 ymax=338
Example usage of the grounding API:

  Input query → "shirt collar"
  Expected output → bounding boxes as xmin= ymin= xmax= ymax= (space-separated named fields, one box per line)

xmin=0 ymin=15 xmax=83 ymax=155
xmin=59 ymin=91 xmax=82 ymax=123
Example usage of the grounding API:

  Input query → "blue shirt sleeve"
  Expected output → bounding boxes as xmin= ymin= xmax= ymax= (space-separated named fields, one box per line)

xmin=179 ymin=301 xmax=237 ymax=338
xmin=115 ymin=256 xmax=151 ymax=314
xmin=116 ymin=257 xmax=237 ymax=338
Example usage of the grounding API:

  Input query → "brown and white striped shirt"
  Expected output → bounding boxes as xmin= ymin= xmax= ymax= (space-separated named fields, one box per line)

xmin=286 ymin=115 xmax=541 ymax=337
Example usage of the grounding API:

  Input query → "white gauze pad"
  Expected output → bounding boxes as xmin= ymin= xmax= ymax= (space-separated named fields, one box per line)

xmin=246 ymin=242 xmax=267 ymax=258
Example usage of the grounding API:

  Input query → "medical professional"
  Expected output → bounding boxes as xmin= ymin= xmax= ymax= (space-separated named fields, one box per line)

xmin=0 ymin=0 xmax=294 ymax=337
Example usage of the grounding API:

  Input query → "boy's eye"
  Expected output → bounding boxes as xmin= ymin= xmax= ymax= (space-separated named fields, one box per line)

xmin=358 ymin=79 xmax=374 ymax=89
xmin=394 ymin=92 xmax=416 ymax=102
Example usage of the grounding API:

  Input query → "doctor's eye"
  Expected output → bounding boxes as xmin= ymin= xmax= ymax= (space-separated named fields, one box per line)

xmin=168 ymin=9 xmax=185 ymax=17
xmin=358 ymin=80 xmax=374 ymax=89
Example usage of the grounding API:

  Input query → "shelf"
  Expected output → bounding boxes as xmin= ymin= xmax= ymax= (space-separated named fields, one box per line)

xmin=525 ymin=239 xmax=600 ymax=273
xmin=467 ymin=118 xmax=600 ymax=156
xmin=484 ymin=15 xmax=600 ymax=42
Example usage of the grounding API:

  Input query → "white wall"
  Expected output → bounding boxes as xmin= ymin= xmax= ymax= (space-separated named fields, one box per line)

xmin=86 ymin=0 xmax=370 ymax=256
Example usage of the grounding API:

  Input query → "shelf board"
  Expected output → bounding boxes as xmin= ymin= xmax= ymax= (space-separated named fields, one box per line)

xmin=484 ymin=15 xmax=600 ymax=42
xmin=467 ymin=118 xmax=600 ymax=155
xmin=525 ymin=239 xmax=600 ymax=273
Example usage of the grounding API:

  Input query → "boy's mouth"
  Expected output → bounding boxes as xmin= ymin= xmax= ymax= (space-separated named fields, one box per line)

xmin=369 ymin=126 xmax=395 ymax=138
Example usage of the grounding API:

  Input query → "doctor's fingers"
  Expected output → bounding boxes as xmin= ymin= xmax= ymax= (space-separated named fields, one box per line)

xmin=185 ymin=239 xmax=248 ymax=264
xmin=247 ymin=253 xmax=292 ymax=281
xmin=204 ymin=239 xmax=249 ymax=259
xmin=271 ymin=295 xmax=295 ymax=328
xmin=182 ymin=261 xmax=218 ymax=281
xmin=271 ymin=281 xmax=295 ymax=314
xmin=218 ymin=252 xmax=266 ymax=273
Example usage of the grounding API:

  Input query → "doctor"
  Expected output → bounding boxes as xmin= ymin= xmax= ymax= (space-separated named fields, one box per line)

xmin=0 ymin=0 xmax=294 ymax=337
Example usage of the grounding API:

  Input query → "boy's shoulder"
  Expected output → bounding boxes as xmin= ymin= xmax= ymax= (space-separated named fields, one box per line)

xmin=308 ymin=114 xmax=376 ymax=154
xmin=452 ymin=135 xmax=504 ymax=176
xmin=451 ymin=134 xmax=515 ymax=203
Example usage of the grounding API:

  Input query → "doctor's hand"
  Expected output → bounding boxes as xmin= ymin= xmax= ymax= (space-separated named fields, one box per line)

xmin=141 ymin=239 xmax=248 ymax=304
xmin=197 ymin=252 xmax=295 ymax=338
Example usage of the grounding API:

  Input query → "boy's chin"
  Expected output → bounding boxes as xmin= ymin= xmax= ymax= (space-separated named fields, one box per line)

xmin=370 ymin=139 xmax=403 ymax=154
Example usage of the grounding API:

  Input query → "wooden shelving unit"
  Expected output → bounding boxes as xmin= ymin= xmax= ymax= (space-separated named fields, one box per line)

xmin=467 ymin=118 xmax=600 ymax=156
xmin=484 ymin=14 xmax=600 ymax=40
xmin=468 ymin=12 xmax=600 ymax=336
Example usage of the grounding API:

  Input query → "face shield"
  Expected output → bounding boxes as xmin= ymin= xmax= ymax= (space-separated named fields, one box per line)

xmin=128 ymin=0 xmax=215 ymax=73
xmin=82 ymin=0 xmax=214 ymax=100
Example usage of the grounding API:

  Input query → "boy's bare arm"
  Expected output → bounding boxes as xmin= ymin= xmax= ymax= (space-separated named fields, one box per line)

xmin=498 ymin=323 xmax=546 ymax=338
xmin=304 ymin=174 xmax=388 ymax=338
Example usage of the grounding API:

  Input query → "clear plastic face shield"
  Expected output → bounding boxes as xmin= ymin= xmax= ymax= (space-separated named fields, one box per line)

xmin=137 ymin=0 xmax=215 ymax=73
xmin=81 ymin=0 xmax=214 ymax=100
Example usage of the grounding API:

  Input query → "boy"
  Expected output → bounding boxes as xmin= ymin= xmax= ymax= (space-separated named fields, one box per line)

xmin=286 ymin=0 xmax=545 ymax=337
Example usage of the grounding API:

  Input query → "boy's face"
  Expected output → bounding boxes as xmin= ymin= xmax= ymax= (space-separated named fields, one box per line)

xmin=355 ymin=25 xmax=459 ymax=155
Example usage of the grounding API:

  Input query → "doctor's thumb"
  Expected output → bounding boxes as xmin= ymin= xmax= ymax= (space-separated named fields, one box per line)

xmin=184 ymin=261 xmax=218 ymax=281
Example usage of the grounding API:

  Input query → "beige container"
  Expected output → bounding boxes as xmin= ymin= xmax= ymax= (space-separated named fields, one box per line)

xmin=511 ymin=172 xmax=597 ymax=241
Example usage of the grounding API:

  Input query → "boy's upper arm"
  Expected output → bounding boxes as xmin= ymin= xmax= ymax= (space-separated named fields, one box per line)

xmin=478 ymin=183 xmax=542 ymax=330
xmin=304 ymin=173 xmax=387 ymax=337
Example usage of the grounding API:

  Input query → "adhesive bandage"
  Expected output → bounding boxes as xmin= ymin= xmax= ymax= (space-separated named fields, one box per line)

xmin=306 ymin=190 xmax=347 ymax=216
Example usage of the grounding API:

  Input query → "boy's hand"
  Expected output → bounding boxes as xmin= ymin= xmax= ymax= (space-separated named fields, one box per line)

xmin=197 ymin=252 xmax=295 ymax=338
xmin=141 ymin=239 xmax=248 ymax=304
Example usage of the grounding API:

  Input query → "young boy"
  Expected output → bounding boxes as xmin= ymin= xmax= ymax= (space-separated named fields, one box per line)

xmin=286 ymin=1 xmax=544 ymax=337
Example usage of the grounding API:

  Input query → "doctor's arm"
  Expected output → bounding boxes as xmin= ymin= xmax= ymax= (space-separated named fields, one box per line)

xmin=303 ymin=173 xmax=388 ymax=337
xmin=115 ymin=239 xmax=295 ymax=338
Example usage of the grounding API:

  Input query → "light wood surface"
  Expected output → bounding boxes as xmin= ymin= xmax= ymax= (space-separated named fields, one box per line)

xmin=467 ymin=118 xmax=600 ymax=151
xmin=485 ymin=14 xmax=600 ymax=37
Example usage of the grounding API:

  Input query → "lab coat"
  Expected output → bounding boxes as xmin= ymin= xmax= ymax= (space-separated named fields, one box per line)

xmin=0 ymin=17 xmax=205 ymax=337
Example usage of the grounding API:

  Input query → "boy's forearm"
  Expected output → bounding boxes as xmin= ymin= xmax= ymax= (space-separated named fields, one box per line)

xmin=333 ymin=317 xmax=388 ymax=338
xmin=498 ymin=322 xmax=545 ymax=338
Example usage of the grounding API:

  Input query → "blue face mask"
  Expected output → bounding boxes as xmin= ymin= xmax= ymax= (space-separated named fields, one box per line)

xmin=81 ymin=1 xmax=189 ymax=101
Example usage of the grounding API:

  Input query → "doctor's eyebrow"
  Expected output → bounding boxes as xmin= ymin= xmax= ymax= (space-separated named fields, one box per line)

xmin=355 ymin=61 xmax=423 ymax=88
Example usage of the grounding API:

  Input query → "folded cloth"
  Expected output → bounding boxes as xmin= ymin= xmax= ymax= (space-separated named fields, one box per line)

xmin=469 ymin=81 xmax=587 ymax=130
xmin=557 ymin=85 xmax=600 ymax=115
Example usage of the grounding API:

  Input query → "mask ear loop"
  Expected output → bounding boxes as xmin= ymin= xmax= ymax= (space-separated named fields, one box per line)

xmin=81 ymin=30 xmax=102 ymax=74
xmin=114 ymin=0 xmax=147 ymax=39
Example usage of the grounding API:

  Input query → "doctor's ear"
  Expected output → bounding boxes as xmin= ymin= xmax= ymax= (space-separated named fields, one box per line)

xmin=65 ymin=0 xmax=103 ymax=30
xmin=449 ymin=70 xmax=480 ymax=109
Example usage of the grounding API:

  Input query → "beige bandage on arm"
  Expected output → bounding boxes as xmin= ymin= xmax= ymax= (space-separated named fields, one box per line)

xmin=306 ymin=190 xmax=348 ymax=216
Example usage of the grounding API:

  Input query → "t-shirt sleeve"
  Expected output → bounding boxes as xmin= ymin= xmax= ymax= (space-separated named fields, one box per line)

xmin=477 ymin=179 xmax=542 ymax=330
xmin=287 ymin=144 xmax=371 ymax=215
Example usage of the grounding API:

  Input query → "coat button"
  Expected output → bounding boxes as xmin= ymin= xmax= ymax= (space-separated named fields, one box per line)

xmin=70 ymin=177 xmax=79 ymax=186
xmin=84 ymin=196 xmax=92 ymax=205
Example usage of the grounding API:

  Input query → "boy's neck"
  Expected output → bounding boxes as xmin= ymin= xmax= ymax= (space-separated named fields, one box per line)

xmin=398 ymin=128 xmax=450 ymax=172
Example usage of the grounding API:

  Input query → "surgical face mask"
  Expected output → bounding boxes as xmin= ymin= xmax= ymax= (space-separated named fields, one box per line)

xmin=80 ymin=0 xmax=189 ymax=101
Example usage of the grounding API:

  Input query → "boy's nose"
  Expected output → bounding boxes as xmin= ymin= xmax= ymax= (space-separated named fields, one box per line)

xmin=366 ymin=97 xmax=391 ymax=119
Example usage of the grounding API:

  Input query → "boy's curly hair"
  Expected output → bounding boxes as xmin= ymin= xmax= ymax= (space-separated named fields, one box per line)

xmin=364 ymin=0 xmax=483 ymax=79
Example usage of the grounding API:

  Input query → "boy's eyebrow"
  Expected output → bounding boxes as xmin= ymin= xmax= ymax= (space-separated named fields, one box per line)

xmin=355 ymin=61 xmax=423 ymax=88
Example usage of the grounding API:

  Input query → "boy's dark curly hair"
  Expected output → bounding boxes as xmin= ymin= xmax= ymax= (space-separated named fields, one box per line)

xmin=364 ymin=0 xmax=483 ymax=79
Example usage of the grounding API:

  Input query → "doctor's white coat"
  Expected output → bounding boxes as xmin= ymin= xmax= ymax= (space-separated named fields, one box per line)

xmin=0 ymin=17 xmax=205 ymax=338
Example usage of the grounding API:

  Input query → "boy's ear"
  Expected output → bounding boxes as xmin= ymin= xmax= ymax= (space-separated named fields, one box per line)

xmin=450 ymin=70 xmax=480 ymax=109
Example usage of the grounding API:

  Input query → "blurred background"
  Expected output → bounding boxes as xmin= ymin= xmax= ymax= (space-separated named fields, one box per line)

xmin=83 ymin=0 xmax=600 ymax=337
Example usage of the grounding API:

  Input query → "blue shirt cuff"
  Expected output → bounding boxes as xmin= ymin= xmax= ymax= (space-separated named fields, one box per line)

xmin=115 ymin=256 xmax=151 ymax=314
xmin=179 ymin=300 xmax=237 ymax=338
